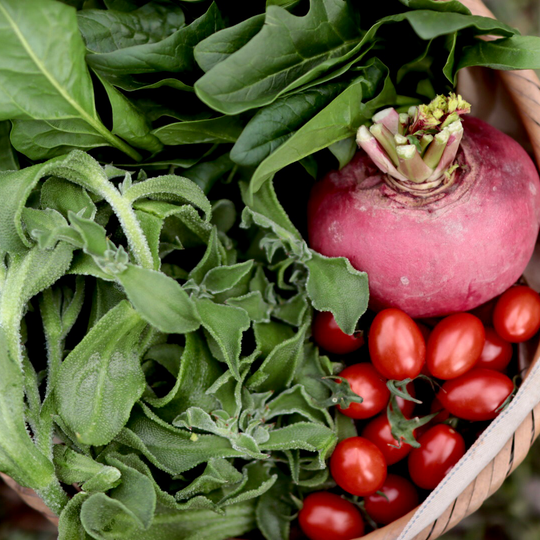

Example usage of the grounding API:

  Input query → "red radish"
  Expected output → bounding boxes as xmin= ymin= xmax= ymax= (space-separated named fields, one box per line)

xmin=308 ymin=95 xmax=540 ymax=318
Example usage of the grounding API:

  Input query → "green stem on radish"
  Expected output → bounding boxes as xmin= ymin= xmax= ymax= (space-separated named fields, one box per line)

xmin=356 ymin=93 xmax=471 ymax=192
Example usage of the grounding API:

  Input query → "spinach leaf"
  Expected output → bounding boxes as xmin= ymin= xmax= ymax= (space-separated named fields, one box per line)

xmin=195 ymin=14 xmax=265 ymax=73
xmin=0 ymin=121 xmax=18 ymax=171
xmin=195 ymin=0 xmax=363 ymax=114
xmin=248 ymin=60 xmax=395 ymax=194
xmin=77 ymin=4 xmax=186 ymax=53
xmin=231 ymin=82 xmax=346 ymax=167
xmin=86 ymin=3 xmax=224 ymax=80
xmin=0 ymin=0 xmax=140 ymax=160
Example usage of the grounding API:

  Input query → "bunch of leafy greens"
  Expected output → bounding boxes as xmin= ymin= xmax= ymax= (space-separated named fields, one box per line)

xmin=0 ymin=0 xmax=539 ymax=538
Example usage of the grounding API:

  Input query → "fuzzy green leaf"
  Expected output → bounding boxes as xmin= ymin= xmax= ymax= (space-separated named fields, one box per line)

xmin=55 ymin=301 xmax=147 ymax=446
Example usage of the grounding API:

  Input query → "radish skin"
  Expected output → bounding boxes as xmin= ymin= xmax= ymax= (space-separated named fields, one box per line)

xmin=307 ymin=116 xmax=540 ymax=317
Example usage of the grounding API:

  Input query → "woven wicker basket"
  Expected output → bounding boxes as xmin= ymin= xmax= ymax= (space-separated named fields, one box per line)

xmin=4 ymin=0 xmax=540 ymax=538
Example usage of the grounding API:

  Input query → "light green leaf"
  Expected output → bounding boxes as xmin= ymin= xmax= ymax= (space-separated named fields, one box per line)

xmin=196 ymin=298 xmax=251 ymax=380
xmin=0 ymin=327 xmax=57 ymax=489
xmin=40 ymin=178 xmax=96 ymax=220
xmin=58 ymin=492 xmax=92 ymax=540
xmin=124 ymin=175 xmax=212 ymax=221
xmin=118 ymin=264 xmax=201 ymax=334
xmin=227 ymin=291 xmax=271 ymax=323
xmin=201 ymin=260 xmax=253 ymax=294
xmin=53 ymin=446 xmax=121 ymax=493
xmin=305 ymin=250 xmax=368 ymax=335
xmin=55 ymin=301 xmax=147 ymax=446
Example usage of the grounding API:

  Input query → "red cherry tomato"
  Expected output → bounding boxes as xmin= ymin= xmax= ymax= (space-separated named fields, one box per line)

xmin=312 ymin=311 xmax=364 ymax=354
xmin=361 ymin=414 xmax=413 ymax=465
xmin=438 ymin=368 xmax=513 ymax=421
xmin=364 ymin=474 xmax=419 ymax=525
xmin=298 ymin=492 xmax=364 ymax=540
xmin=493 ymin=285 xmax=540 ymax=343
xmin=330 ymin=437 xmax=387 ymax=496
xmin=426 ymin=313 xmax=485 ymax=380
xmin=338 ymin=363 xmax=390 ymax=419
xmin=369 ymin=308 xmax=426 ymax=380
xmin=408 ymin=424 xmax=466 ymax=490
xmin=476 ymin=327 xmax=513 ymax=372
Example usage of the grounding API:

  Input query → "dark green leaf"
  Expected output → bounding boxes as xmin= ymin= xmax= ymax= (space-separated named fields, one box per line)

xmin=0 ymin=121 xmax=18 ymax=170
xmin=77 ymin=4 xmax=185 ymax=53
xmin=86 ymin=3 xmax=223 ymax=78
xmin=231 ymin=83 xmax=345 ymax=167
xmin=153 ymin=116 xmax=245 ymax=145
xmin=147 ymin=332 xmax=222 ymax=421
xmin=195 ymin=14 xmax=265 ymax=72
xmin=248 ymin=60 xmax=395 ymax=194
xmin=118 ymin=405 xmax=246 ymax=475
xmin=195 ymin=0 xmax=363 ymax=114
xmin=247 ymin=324 xmax=307 ymax=392
xmin=457 ymin=36 xmax=540 ymax=74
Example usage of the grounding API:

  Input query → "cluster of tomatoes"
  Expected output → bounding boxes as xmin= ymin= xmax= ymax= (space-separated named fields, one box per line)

xmin=299 ymin=285 xmax=540 ymax=540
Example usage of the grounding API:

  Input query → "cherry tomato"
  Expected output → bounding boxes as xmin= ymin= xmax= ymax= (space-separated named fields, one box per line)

xmin=312 ymin=311 xmax=364 ymax=354
xmin=364 ymin=474 xmax=419 ymax=525
xmin=298 ymin=492 xmax=364 ymax=540
xmin=338 ymin=363 xmax=390 ymax=419
xmin=476 ymin=327 xmax=513 ymax=372
xmin=438 ymin=368 xmax=513 ymax=421
xmin=361 ymin=414 xmax=413 ymax=465
xmin=426 ymin=313 xmax=485 ymax=380
xmin=369 ymin=308 xmax=426 ymax=380
xmin=493 ymin=285 xmax=540 ymax=343
xmin=330 ymin=437 xmax=387 ymax=496
xmin=408 ymin=424 xmax=466 ymax=490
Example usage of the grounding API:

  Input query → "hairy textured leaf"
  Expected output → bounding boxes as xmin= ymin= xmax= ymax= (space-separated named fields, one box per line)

xmin=118 ymin=265 xmax=201 ymax=334
xmin=305 ymin=250 xmax=368 ymax=335
xmin=55 ymin=301 xmax=147 ymax=445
